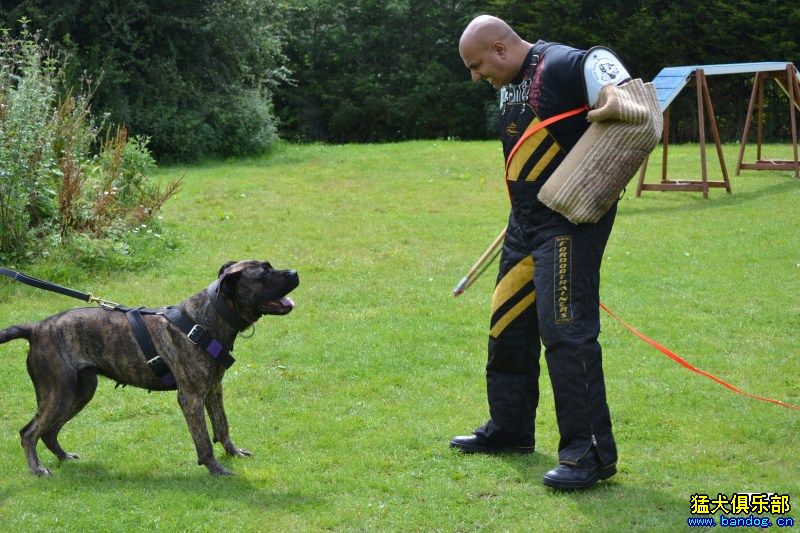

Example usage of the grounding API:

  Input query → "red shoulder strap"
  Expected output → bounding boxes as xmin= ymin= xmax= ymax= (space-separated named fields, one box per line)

xmin=505 ymin=105 xmax=589 ymax=179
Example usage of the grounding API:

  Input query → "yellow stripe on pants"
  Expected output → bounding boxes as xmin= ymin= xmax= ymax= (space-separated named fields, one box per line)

xmin=490 ymin=255 xmax=535 ymax=338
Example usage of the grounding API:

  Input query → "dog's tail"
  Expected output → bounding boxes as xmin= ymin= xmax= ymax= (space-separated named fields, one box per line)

xmin=0 ymin=324 xmax=32 ymax=344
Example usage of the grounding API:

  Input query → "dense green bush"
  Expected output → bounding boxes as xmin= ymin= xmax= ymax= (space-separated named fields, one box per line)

xmin=276 ymin=0 xmax=799 ymax=144
xmin=0 ymin=28 xmax=179 ymax=266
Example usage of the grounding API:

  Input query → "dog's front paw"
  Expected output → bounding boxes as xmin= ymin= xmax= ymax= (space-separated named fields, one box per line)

xmin=30 ymin=465 xmax=53 ymax=477
xmin=224 ymin=445 xmax=253 ymax=457
xmin=59 ymin=452 xmax=80 ymax=461
xmin=206 ymin=461 xmax=236 ymax=476
xmin=221 ymin=438 xmax=253 ymax=457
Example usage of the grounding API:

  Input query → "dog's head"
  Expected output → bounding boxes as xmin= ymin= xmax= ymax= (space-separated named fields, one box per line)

xmin=216 ymin=260 xmax=299 ymax=320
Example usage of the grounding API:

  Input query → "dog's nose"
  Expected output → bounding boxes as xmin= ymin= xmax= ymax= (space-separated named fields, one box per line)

xmin=287 ymin=270 xmax=299 ymax=282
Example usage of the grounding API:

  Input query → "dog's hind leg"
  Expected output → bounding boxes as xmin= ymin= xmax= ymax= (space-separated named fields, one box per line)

xmin=41 ymin=368 xmax=98 ymax=461
xmin=206 ymin=381 xmax=252 ymax=458
xmin=21 ymin=352 xmax=79 ymax=476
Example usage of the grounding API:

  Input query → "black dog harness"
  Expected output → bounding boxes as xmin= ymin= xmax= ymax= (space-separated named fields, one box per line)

xmin=0 ymin=267 xmax=246 ymax=389
xmin=123 ymin=303 xmax=240 ymax=388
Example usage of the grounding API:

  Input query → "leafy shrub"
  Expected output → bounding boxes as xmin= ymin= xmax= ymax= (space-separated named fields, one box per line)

xmin=0 ymin=26 xmax=180 ymax=266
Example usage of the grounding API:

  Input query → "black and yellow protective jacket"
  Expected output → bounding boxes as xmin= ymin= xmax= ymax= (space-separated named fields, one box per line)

xmin=499 ymin=41 xmax=589 ymax=243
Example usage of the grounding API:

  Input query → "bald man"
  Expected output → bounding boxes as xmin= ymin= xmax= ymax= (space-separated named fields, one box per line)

xmin=451 ymin=15 xmax=621 ymax=490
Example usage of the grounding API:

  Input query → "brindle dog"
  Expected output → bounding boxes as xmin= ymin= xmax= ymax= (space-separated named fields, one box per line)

xmin=0 ymin=260 xmax=299 ymax=476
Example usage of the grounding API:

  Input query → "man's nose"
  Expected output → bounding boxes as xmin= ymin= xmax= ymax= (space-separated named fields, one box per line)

xmin=470 ymin=71 xmax=482 ymax=82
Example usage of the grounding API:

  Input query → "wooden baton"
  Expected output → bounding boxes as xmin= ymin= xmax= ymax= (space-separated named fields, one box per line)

xmin=452 ymin=226 xmax=506 ymax=296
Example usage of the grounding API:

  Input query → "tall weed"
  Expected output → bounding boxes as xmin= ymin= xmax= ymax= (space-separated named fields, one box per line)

xmin=0 ymin=25 xmax=180 ymax=267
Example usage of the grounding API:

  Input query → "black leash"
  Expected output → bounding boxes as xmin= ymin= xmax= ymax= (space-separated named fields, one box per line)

xmin=0 ymin=267 xmax=119 ymax=307
xmin=1 ymin=266 xmax=239 ymax=387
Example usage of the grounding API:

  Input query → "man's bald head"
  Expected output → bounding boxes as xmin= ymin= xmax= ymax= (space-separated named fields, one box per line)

xmin=459 ymin=15 xmax=517 ymax=51
xmin=458 ymin=15 xmax=532 ymax=89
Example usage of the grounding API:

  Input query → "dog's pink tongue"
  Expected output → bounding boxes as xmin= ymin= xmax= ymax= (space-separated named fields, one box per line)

xmin=280 ymin=296 xmax=295 ymax=308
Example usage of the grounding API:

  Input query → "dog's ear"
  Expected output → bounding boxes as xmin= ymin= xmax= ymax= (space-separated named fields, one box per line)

xmin=219 ymin=268 xmax=242 ymax=297
xmin=218 ymin=261 xmax=237 ymax=278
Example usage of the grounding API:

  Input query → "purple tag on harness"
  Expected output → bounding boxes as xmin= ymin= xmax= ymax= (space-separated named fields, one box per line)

xmin=162 ymin=374 xmax=176 ymax=387
xmin=206 ymin=339 xmax=223 ymax=358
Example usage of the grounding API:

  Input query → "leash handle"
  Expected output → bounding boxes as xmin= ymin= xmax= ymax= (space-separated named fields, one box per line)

xmin=0 ymin=267 xmax=123 ymax=309
xmin=0 ymin=267 xmax=93 ymax=302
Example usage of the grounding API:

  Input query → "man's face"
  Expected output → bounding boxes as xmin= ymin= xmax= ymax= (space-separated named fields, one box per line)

xmin=459 ymin=40 xmax=509 ymax=89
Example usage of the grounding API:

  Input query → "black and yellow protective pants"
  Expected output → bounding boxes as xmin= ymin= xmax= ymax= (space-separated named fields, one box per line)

xmin=474 ymin=204 xmax=618 ymax=466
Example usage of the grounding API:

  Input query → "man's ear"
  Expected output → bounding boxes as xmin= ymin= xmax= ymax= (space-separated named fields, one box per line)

xmin=491 ymin=40 xmax=507 ymax=58
xmin=218 ymin=261 xmax=236 ymax=278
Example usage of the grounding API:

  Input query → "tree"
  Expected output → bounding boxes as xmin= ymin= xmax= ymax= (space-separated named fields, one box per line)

xmin=487 ymin=0 xmax=800 ymax=142
xmin=0 ymin=0 xmax=289 ymax=161
xmin=273 ymin=0 xmax=494 ymax=143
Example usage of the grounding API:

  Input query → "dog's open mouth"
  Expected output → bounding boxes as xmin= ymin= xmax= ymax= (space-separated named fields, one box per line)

xmin=262 ymin=296 xmax=295 ymax=315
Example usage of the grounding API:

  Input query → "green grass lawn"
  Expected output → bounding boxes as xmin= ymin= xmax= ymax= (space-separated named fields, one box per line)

xmin=0 ymin=141 xmax=798 ymax=531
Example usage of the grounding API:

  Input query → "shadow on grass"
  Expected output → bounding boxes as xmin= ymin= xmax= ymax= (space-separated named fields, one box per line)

xmin=496 ymin=452 xmax=687 ymax=520
xmin=45 ymin=459 xmax=323 ymax=512
xmin=0 ymin=485 xmax=15 ymax=509
xmin=623 ymin=177 xmax=797 ymax=217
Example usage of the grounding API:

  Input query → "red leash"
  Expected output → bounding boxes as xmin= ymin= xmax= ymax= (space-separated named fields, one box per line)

xmin=493 ymin=109 xmax=796 ymax=411
xmin=600 ymin=302 xmax=800 ymax=411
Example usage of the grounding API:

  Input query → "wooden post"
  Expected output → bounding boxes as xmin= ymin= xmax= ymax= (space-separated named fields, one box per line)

xmin=698 ymin=70 xmax=731 ymax=193
xmin=757 ymin=76 xmax=765 ymax=162
xmin=736 ymin=72 xmax=761 ymax=176
xmin=635 ymin=153 xmax=649 ymax=197
xmin=787 ymin=64 xmax=800 ymax=179
xmin=697 ymin=70 xmax=709 ymax=198
xmin=662 ymin=106 xmax=670 ymax=183
xmin=636 ymin=106 xmax=668 ymax=197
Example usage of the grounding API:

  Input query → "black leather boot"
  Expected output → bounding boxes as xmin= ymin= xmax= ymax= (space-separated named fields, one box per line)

xmin=542 ymin=459 xmax=616 ymax=489
xmin=450 ymin=433 xmax=533 ymax=454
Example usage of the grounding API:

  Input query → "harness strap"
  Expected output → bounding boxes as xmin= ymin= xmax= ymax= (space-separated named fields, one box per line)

xmin=158 ymin=307 xmax=236 ymax=369
xmin=502 ymin=41 xmax=588 ymax=182
xmin=126 ymin=308 xmax=176 ymax=387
